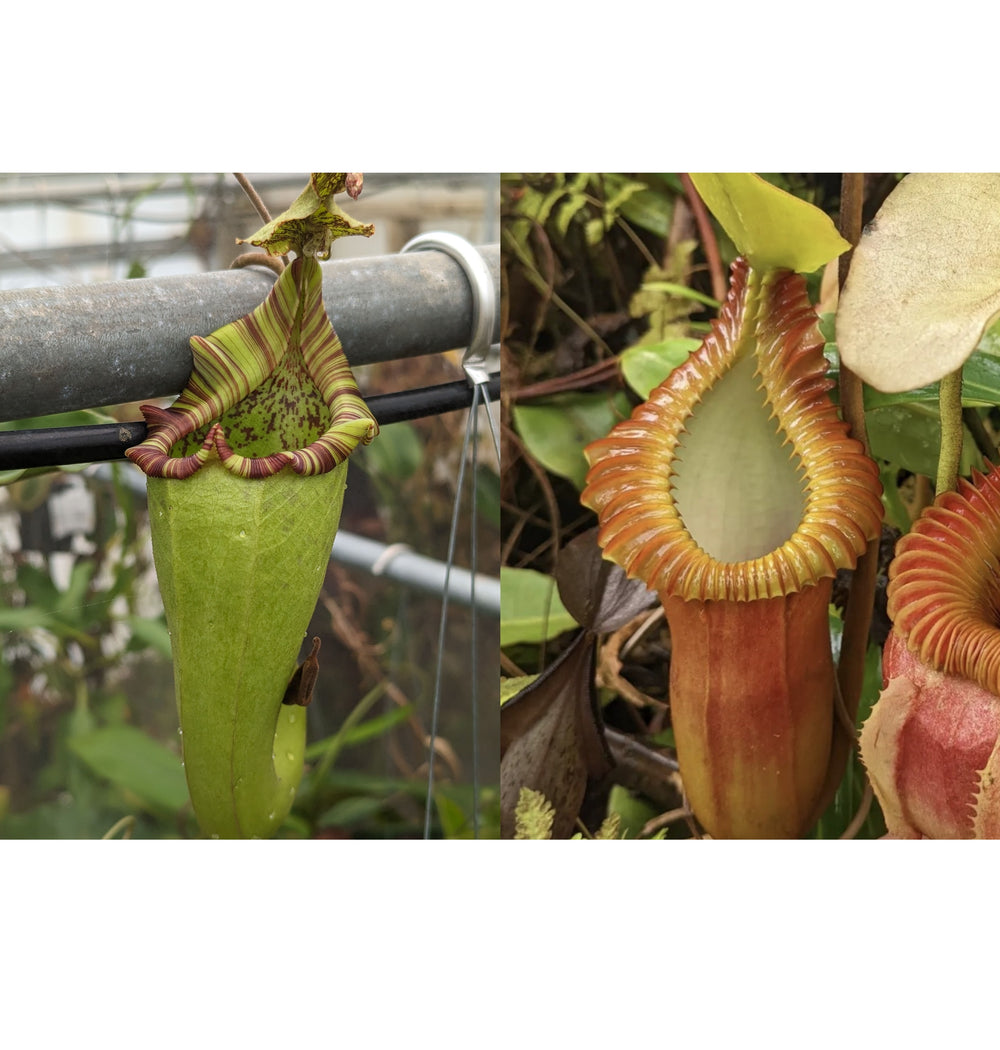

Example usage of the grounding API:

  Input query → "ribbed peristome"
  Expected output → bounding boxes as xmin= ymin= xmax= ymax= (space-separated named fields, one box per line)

xmin=888 ymin=463 xmax=1000 ymax=695
xmin=126 ymin=255 xmax=377 ymax=480
xmin=582 ymin=259 xmax=883 ymax=602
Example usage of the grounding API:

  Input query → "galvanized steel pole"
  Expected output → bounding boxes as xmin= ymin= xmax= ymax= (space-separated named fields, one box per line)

xmin=0 ymin=245 xmax=500 ymax=423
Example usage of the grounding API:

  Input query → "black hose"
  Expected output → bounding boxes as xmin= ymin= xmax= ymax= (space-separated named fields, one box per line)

xmin=0 ymin=373 xmax=500 ymax=471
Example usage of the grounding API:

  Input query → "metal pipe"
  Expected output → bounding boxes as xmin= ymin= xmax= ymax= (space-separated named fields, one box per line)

xmin=330 ymin=532 xmax=500 ymax=616
xmin=0 ymin=245 xmax=500 ymax=424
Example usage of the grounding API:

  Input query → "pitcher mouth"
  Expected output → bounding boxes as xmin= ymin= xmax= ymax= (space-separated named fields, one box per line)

xmin=888 ymin=463 xmax=1000 ymax=695
xmin=126 ymin=256 xmax=377 ymax=481
xmin=582 ymin=259 xmax=883 ymax=602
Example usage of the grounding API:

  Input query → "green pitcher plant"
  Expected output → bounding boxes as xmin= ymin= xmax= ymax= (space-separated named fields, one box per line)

xmin=126 ymin=176 xmax=378 ymax=838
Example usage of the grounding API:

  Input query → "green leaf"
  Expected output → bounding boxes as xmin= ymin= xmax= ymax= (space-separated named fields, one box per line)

xmin=317 ymin=795 xmax=387 ymax=828
xmin=689 ymin=173 xmax=851 ymax=273
xmin=500 ymin=675 xmax=539 ymax=706
xmin=512 ymin=391 xmax=631 ymax=489
xmin=434 ymin=785 xmax=478 ymax=839
xmin=606 ymin=785 xmax=658 ymax=839
xmin=838 ymin=173 xmax=1000 ymax=393
xmin=56 ymin=559 xmax=96 ymax=620
xmin=500 ymin=567 xmax=578 ymax=647
xmin=303 ymin=703 xmax=413 ymax=759
xmin=866 ymin=402 xmax=984 ymax=479
xmin=0 ymin=408 xmax=117 ymax=432
xmin=356 ymin=420 xmax=423 ymax=481
xmin=640 ymin=281 xmax=720 ymax=310
xmin=826 ymin=340 xmax=1000 ymax=410
xmin=0 ymin=605 xmax=56 ymax=632
xmin=620 ymin=338 xmax=700 ymax=399
xmin=68 ymin=726 xmax=189 ymax=817
xmin=122 ymin=615 xmax=173 ymax=661
xmin=14 ymin=562 xmax=60 ymax=610
xmin=618 ymin=186 xmax=674 ymax=239
xmin=592 ymin=811 xmax=624 ymax=840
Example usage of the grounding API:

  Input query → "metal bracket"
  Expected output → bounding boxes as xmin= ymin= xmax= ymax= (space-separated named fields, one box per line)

xmin=400 ymin=232 xmax=496 ymax=387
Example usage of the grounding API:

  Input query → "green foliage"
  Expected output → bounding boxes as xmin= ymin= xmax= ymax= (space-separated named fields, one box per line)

xmin=606 ymin=784 xmax=661 ymax=838
xmin=503 ymin=173 xmax=668 ymax=249
xmin=357 ymin=421 xmax=424 ymax=484
xmin=0 ymin=453 xmax=494 ymax=840
xmin=620 ymin=338 xmax=701 ymax=399
xmin=68 ymin=725 xmax=190 ymax=819
xmin=512 ymin=392 xmax=631 ymax=489
xmin=1 ymin=460 xmax=183 ymax=839
xmin=500 ymin=675 xmax=537 ymax=706
xmin=499 ymin=567 xmax=577 ymax=647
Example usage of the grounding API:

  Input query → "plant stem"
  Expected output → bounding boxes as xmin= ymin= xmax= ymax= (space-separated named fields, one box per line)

xmin=233 ymin=172 xmax=273 ymax=224
xmin=936 ymin=368 xmax=965 ymax=494
xmin=809 ymin=173 xmax=881 ymax=831
xmin=680 ymin=173 xmax=726 ymax=303
xmin=231 ymin=173 xmax=289 ymax=272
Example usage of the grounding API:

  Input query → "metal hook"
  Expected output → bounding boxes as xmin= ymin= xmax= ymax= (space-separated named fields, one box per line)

xmin=400 ymin=231 xmax=496 ymax=386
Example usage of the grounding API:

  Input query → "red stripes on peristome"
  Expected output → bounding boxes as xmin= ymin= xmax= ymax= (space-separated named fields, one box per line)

xmin=127 ymin=255 xmax=378 ymax=480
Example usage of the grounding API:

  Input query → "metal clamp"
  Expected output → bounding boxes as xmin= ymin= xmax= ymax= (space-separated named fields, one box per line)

xmin=400 ymin=232 xmax=496 ymax=387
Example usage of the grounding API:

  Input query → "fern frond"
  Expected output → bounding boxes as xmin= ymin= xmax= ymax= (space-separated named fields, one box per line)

xmin=514 ymin=787 xmax=556 ymax=839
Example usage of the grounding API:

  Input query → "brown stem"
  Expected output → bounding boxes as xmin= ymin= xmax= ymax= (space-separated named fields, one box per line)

xmin=233 ymin=172 xmax=273 ymax=224
xmin=680 ymin=173 xmax=726 ymax=304
xmin=511 ymin=358 xmax=621 ymax=401
xmin=230 ymin=252 xmax=285 ymax=277
xmin=232 ymin=173 xmax=290 ymax=270
xmin=809 ymin=173 xmax=881 ymax=832
xmin=640 ymin=806 xmax=695 ymax=838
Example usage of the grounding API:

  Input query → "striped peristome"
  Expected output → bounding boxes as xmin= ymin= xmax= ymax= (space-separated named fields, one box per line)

xmin=126 ymin=255 xmax=377 ymax=479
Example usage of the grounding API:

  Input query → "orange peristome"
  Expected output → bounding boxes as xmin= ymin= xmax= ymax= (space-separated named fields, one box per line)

xmin=887 ymin=464 xmax=1000 ymax=696
xmin=582 ymin=259 xmax=883 ymax=602
xmin=860 ymin=463 xmax=1000 ymax=838
xmin=581 ymin=258 xmax=883 ymax=838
